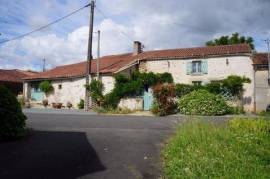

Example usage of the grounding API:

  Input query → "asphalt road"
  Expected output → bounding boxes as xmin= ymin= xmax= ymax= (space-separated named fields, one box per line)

xmin=0 ymin=112 xmax=178 ymax=179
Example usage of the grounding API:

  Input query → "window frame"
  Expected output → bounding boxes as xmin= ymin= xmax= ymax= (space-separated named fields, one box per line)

xmin=191 ymin=61 xmax=202 ymax=74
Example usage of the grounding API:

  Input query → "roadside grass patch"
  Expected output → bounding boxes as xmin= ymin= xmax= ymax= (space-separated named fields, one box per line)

xmin=163 ymin=118 xmax=270 ymax=178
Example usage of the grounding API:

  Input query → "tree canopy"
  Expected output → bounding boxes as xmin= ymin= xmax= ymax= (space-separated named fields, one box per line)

xmin=206 ymin=33 xmax=255 ymax=49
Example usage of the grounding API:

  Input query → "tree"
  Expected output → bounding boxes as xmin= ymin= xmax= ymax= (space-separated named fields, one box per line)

xmin=39 ymin=81 xmax=54 ymax=94
xmin=206 ymin=33 xmax=255 ymax=49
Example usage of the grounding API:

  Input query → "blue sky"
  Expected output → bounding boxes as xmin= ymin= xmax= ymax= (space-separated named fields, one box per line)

xmin=0 ymin=0 xmax=269 ymax=71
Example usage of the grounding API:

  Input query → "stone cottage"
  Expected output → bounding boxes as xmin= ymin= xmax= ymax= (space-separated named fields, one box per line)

xmin=23 ymin=41 xmax=269 ymax=112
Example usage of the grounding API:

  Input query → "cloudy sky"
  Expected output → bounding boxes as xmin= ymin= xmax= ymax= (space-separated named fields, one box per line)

xmin=0 ymin=0 xmax=269 ymax=71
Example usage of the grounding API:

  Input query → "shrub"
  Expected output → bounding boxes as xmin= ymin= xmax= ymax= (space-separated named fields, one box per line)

xmin=152 ymin=83 xmax=177 ymax=116
xmin=163 ymin=118 xmax=270 ymax=178
xmin=158 ymin=72 xmax=174 ymax=83
xmin=222 ymin=75 xmax=251 ymax=98
xmin=175 ymin=84 xmax=197 ymax=98
xmin=77 ymin=99 xmax=84 ymax=109
xmin=87 ymin=79 xmax=104 ymax=106
xmin=103 ymin=71 xmax=174 ymax=109
xmin=178 ymin=90 xmax=231 ymax=116
xmin=39 ymin=81 xmax=54 ymax=94
xmin=0 ymin=85 xmax=27 ymax=140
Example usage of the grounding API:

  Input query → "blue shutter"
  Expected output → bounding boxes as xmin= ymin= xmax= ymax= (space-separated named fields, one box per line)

xmin=202 ymin=60 xmax=208 ymax=74
xmin=186 ymin=61 xmax=192 ymax=75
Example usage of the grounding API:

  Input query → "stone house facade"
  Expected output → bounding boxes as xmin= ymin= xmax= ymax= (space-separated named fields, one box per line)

xmin=23 ymin=41 xmax=269 ymax=112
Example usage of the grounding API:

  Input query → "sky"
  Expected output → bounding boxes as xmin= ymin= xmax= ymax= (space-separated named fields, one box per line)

xmin=0 ymin=0 xmax=269 ymax=71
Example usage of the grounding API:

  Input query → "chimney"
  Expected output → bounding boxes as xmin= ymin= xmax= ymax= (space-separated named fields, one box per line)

xmin=133 ymin=41 xmax=142 ymax=55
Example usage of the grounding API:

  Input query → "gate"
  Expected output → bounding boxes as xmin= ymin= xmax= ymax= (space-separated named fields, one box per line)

xmin=143 ymin=89 xmax=153 ymax=111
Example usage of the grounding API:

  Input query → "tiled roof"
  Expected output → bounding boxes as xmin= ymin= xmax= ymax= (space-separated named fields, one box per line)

xmin=138 ymin=44 xmax=251 ymax=60
xmin=24 ymin=53 xmax=136 ymax=80
xmin=0 ymin=69 xmax=37 ymax=82
xmin=253 ymin=53 xmax=268 ymax=65
xmin=24 ymin=44 xmax=251 ymax=80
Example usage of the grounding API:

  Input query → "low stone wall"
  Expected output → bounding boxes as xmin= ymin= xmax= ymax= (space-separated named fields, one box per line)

xmin=118 ymin=97 xmax=143 ymax=111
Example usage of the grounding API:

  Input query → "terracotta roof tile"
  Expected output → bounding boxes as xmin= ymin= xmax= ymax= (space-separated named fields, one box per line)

xmin=24 ymin=44 xmax=251 ymax=80
xmin=0 ymin=69 xmax=36 ymax=82
xmin=253 ymin=53 xmax=268 ymax=65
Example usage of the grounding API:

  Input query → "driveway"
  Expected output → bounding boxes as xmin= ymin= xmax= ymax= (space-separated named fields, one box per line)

xmin=0 ymin=112 xmax=178 ymax=179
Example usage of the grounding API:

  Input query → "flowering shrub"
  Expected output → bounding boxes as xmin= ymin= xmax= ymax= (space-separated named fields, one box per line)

xmin=151 ymin=83 xmax=177 ymax=116
xmin=178 ymin=90 xmax=231 ymax=116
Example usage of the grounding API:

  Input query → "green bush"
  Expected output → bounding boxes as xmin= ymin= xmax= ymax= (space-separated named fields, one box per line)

xmin=175 ymin=84 xmax=197 ymax=98
xmin=104 ymin=71 xmax=173 ymax=109
xmin=222 ymin=75 xmax=251 ymax=98
xmin=0 ymin=85 xmax=27 ymax=140
xmin=151 ymin=83 xmax=177 ymax=116
xmin=77 ymin=99 xmax=84 ymax=109
xmin=158 ymin=72 xmax=174 ymax=83
xmin=163 ymin=118 xmax=270 ymax=178
xmin=86 ymin=79 xmax=104 ymax=106
xmin=39 ymin=81 xmax=54 ymax=94
xmin=178 ymin=90 xmax=231 ymax=116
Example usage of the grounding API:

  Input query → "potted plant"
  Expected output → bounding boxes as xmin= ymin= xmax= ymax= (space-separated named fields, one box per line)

xmin=42 ymin=99 xmax=48 ymax=108
xmin=67 ymin=102 xmax=72 ymax=109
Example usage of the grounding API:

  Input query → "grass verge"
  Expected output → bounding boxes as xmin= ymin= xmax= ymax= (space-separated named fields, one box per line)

xmin=163 ymin=118 xmax=270 ymax=178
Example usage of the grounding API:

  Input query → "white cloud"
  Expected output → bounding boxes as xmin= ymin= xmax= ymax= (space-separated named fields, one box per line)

xmin=1 ymin=0 xmax=270 ymax=70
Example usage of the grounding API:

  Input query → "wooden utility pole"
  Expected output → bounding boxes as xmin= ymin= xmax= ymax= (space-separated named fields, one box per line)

xmin=97 ymin=30 xmax=100 ymax=80
xmin=42 ymin=58 xmax=46 ymax=72
xmin=84 ymin=0 xmax=95 ymax=111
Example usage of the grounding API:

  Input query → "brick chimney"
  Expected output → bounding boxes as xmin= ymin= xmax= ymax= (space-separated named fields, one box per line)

xmin=133 ymin=41 xmax=142 ymax=55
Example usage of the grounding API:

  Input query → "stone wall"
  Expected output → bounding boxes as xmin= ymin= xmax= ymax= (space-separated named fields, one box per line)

xmin=118 ymin=97 xmax=143 ymax=111
xmin=254 ymin=70 xmax=270 ymax=112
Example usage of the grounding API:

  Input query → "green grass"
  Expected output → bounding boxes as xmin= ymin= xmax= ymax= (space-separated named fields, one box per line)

xmin=163 ymin=118 xmax=270 ymax=179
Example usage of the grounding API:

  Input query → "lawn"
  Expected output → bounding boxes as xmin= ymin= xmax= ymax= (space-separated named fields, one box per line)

xmin=163 ymin=118 xmax=270 ymax=178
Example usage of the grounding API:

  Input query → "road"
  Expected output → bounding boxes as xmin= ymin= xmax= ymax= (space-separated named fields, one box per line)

xmin=0 ymin=112 xmax=178 ymax=179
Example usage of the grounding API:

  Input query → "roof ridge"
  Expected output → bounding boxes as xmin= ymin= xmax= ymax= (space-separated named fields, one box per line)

xmin=142 ymin=43 xmax=251 ymax=54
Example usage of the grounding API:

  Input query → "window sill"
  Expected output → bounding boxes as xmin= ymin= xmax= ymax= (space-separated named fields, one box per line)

xmin=190 ymin=73 xmax=204 ymax=76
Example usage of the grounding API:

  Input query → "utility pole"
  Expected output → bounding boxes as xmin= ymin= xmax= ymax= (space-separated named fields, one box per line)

xmin=97 ymin=30 xmax=100 ymax=80
xmin=84 ymin=0 xmax=95 ymax=111
xmin=42 ymin=58 xmax=46 ymax=72
xmin=264 ymin=39 xmax=270 ymax=83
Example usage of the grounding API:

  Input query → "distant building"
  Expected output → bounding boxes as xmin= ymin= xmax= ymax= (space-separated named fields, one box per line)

xmin=253 ymin=53 xmax=270 ymax=112
xmin=0 ymin=69 xmax=36 ymax=95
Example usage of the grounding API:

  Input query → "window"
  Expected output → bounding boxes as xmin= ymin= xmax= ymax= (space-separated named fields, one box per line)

xmin=58 ymin=84 xmax=62 ymax=89
xmin=192 ymin=61 xmax=202 ymax=73
xmin=192 ymin=81 xmax=202 ymax=86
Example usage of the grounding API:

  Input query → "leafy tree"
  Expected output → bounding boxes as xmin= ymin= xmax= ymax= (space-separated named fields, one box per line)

xmin=39 ymin=81 xmax=54 ymax=94
xmin=206 ymin=33 xmax=255 ymax=49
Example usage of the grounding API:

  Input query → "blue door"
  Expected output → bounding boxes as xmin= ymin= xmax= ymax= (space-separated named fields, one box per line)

xmin=143 ymin=89 xmax=153 ymax=111
xmin=31 ymin=88 xmax=45 ymax=102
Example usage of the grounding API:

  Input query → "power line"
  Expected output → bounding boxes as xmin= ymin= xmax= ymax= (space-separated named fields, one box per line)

xmin=95 ymin=6 xmax=134 ymax=42
xmin=0 ymin=3 xmax=90 ymax=44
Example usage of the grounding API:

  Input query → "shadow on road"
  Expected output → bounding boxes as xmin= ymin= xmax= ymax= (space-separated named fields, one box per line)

xmin=0 ymin=131 xmax=106 ymax=178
